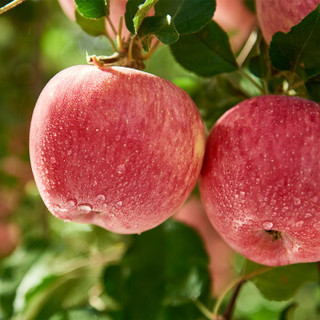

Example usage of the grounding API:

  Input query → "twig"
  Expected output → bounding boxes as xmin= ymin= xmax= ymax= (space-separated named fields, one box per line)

xmin=0 ymin=0 xmax=26 ymax=15
xmin=223 ymin=280 xmax=245 ymax=320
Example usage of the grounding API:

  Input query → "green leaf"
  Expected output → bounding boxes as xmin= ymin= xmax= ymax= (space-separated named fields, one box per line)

xmin=269 ymin=4 xmax=320 ymax=79
xmin=170 ymin=20 xmax=238 ymax=77
xmin=103 ymin=220 xmax=211 ymax=319
xmin=244 ymin=260 xmax=319 ymax=301
xmin=306 ymin=75 xmax=320 ymax=102
xmin=155 ymin=0 xmax=216 ymax=34
xmin=49 ymin=309 xmax=112 ymax=320
xmin=249 ymin=41 xmax=270 ymax=78
xmin=125 ymin=0 xmax=145 ymax=34
xmin=133 ymin=0 xmax=159 ymax=33
xmin=138 ymin=16 xmax=179 ymax=45
xmin=75 ymin=10 xmax=106 ymax=37
xmin=75 ymin=0 xmax=106 ymax=19
xmin=279 ymin=303 xmax=298 ymax=320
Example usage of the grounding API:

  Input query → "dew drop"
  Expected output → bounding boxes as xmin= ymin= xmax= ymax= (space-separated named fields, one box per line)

xmin=305 ymin=213 xmax=312 ymax=219
xmin=78 ymin=203 xmax=93 ymax=212
xmin=50 ymin=157 xmax=57 ymax=164
xmin=240 ymin=191 xmax=246 ymax=198
xmin=67 ymin=150 xmax=72 ymax=156
xmin=115 ymin=135 xmax=121 ymax=142
xmin=116 ymin=201 xmax=123 ymax=206
xmin=263 ymin=221 xmax=273 ymax=230
xmin=294 ymin=198 xmax=301 ymax=205
xmin=67 ymin=199 xmax=77 ymax=207
xmin=295 ymin=220 xmax=304 ymax=227
xmin=95 ymin=194 xmax=106 ymax=201
xmin=270 ymin=199 xmax=276 ymax=206
xmin=312 ymin=196 xmax=318 ymax=203
xmin=117 ymin=164 xmax=126 ymax=174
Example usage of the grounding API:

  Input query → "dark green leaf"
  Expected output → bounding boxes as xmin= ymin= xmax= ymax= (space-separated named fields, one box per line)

xmin=155 ymin=0 xmax=216 ymax=34
xmin=249 ymin=40 xmax=270 ymax=78
xmin=170 ymin=20 xmax=238 ymax=77
xmin=49 ymin=308 xmax=111 ymax=320
xmin=133 ymin=0 xmax=159 ymax=33
xmin=125 ymin=0 xmax=145 ymax=34
xmin=139 ymin=16 xmax=179 ymax=45
xmin=306 ymin=75 xmax=320 ymax=102
xmin=270 ymin=5 xmax=320 ymax=79
xmin=103 ymin=220 xmax=211 ymax=320
xmin=75 ymin=10 xmax=106 ymax=37
xmin=279 ymin=303 xmax=298 ymax=320
xmin=75 ymin=0 xmax=106 ymax=19
xmin=244 ymin=260 xmax=319 ymax=301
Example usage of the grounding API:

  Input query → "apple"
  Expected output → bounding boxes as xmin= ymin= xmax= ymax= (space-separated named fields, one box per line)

xmin=174 ymin=196 xmax=234 ymax=296
xmin=0 ymin=223 xmax=20 ymax=259
xmin=256 ymin=0 xmax=320 ymax=43
xmin=200 ymin=95 xmax=320 ymax=266
xmin=213 ymin=0 xmax=256 ymax=51
xmin=29 ymin=65 xmax=205 ymax=234
xmin=57 ymin=0 xmax=130 ymax=38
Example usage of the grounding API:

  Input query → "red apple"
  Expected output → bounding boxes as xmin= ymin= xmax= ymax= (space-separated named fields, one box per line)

xmin=57 ymin=0 xmax=130 ymax=38
xmin=200 ymin=95 xmax=320 ymax=266
xmin=29 ymin=65 xmax=205 ymax=234
xmin=0 ymin=223 xmax=20 ymax=259
xmin=256 ymin=0 xmax=320 ymax=43
xmin=174 ymin=196 xmax=234 ymax=296
xmin=213 ymin=0 xmax=256 ymax=51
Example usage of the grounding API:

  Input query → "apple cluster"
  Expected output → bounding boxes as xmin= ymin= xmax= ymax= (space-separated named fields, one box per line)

xmin=29 ymin=0 xmax=320 ymax=268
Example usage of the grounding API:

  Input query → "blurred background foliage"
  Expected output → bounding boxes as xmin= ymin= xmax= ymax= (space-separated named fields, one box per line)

xmin=0 ymin=0 xmax=320 ymax=319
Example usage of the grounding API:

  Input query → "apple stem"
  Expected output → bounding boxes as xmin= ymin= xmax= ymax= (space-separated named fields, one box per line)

xmin=194 ymin=300 xmax=214 ymax=319
xmin=222 ymin=280 xmax=245 ymax=320
xmin=212 ymin=266 xmax=272 ymax=319
xmin=236 ymin=29 xmax=258 ymax=67
xmin=0 ymin=0 xmax=26 ymax=15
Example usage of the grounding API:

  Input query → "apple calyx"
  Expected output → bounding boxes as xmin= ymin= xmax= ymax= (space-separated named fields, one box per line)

xmin=265 ymin=230 xmax=282 ymax=241
xmin=87 ymin=35 xmax=157 ymax=70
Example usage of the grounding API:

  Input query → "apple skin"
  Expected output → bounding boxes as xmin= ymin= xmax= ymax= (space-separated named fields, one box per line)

xmin=29 ymin=65 xmax=205 ymax=234
xmin=256 ymin=0 xmax=320 ymax=43
xmin=57 ymin=0 xmax=130 ymax=38
xmin=173 ymin=196 xmax=234 ymax=296
xmin=200 ymin=95 xmax=320 ymax=266
xmin=0 ymin=223 xmax=20 ymax=259
xmin=213 ymin=0 xmax=256 ymax=51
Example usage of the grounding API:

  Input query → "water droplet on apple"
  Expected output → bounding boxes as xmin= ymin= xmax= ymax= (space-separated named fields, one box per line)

xmin=67 ymin=199 xmax=77 ymax=207
xmin=50 ymin=157 xmax=56 ymax=164
xmin=240 ymin=191 xmax=246 ymax=198
xmin=312 ymin=196 xmax=318 ymax=203
xmin=263 ymin=221 xmax=273 ymax=230
xmin=295 ymin=220 xmax=304 ymax=227
xmin=117 ymin=164 xmax=126 ymax=174
xmin=270 ymin=199 xmax=276 ymax=206
xmin=95 ymin=194 xmax=105 ymax=201
xmin=294 ymin=198 xmax=301 ymax=205
xmin=116 ymin=201 xmax=123 ymax=206
xmin=78 ymin=203 xmax=93 ymax=212
xmin=115 ymin=135 xmax=121 ymax=142
xmin=305 ymin=213 xmax=312 ymax=218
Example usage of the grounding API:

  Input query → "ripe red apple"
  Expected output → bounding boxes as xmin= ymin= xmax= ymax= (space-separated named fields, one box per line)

xmin=0 ymin=223 xmax=20 ymax=259
xmin=200 ymin=95 xmax=320 ymax=266
xmin=57 ymin=0 xmax=130 ymax=38
xmin=256 ymin=0 xmax=320 ymax=43
xmin=29 ymin=65 xmax=205 ymax=234
xmin=213 ymin=0 xmax=256 ymax=51
xmin=174 ymin=196 xmax=234 ymax=296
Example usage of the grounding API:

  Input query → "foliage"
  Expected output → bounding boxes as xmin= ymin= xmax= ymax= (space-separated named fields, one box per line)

xmin=0 ymin=0 xmax=320 ymax=320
